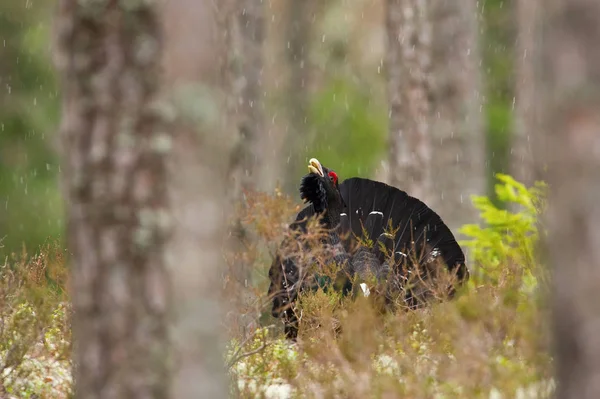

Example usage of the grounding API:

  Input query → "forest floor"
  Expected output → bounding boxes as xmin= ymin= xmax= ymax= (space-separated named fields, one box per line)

xmin=0 ymin=177 xmax=554 ymax=398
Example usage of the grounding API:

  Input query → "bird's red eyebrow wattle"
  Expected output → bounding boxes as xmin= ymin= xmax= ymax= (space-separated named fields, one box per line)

xmin=328 ymin=171 xmax=338 ymax=184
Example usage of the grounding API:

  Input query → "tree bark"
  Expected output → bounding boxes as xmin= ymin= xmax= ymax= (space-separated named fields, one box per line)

xmin=283 ymin=0 xmax=312 ymax=194
xmin=429 ymin=0 xmax=484 ymax=232
xmin=229 ymin=0 xmax=266 ymax=194
xmin=537 ymin=1 xmax=600 ymax=398
xmin=226 ymin=0 xmax=266 ymax=311
xmin=513 ymin=0 xmax=540 ymax=186
xmin=55 ymin=1 xmax=171 ymax=396
xmin=386 ymin=0 xmax=432 ymax=201
xmin=160 ymin=0 xmax=233 ymax=397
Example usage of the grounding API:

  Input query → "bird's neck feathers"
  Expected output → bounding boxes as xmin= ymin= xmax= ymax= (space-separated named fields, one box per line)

xmin=322 ymin=201 xmax=344 ymax=229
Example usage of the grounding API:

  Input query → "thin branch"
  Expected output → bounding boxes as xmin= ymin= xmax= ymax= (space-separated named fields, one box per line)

xmin=226 ymin=342 xmax=268 ymax=371
xmin=225 ymin=324 xmax=273 ymax=371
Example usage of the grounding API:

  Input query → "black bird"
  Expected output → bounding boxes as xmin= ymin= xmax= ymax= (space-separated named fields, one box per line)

xmin=267 ymin=158 xmax=468 ymax=339
xmin=267 ymin=159 xmax=351 ymax=338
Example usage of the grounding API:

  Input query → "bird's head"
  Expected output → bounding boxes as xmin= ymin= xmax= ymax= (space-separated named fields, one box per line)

xmin=299 ymin=158 xmax=345 ymax=214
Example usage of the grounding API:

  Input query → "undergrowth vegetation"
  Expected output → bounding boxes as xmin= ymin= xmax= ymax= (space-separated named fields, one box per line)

xmin=0 ymin=243 xmax=72 ymax=398
xmin=225 ymin=175 xmax=554 ymax=398
xmin=0 ymin=174 xmax=553 ymax=398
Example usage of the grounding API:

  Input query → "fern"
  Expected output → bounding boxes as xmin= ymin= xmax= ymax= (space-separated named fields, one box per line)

xmin=459 ymin=173 xmax=547 ymax=290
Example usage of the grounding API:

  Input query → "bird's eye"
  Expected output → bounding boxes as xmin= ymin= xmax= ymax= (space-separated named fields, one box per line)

xmin=328 ymin=171 xmax=338 ymax=185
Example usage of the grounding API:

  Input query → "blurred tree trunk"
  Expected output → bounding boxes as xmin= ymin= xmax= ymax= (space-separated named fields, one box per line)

xmin=429 ymin=0 xmax=484 ymax=232
xmin=55 ymin=1 xmax=171 ymax=396
xmin=230 ymin=0 xmax=266 ymax=194
xmin=226 ymin=0 xmax=266 ymax=317
xmin=536 ymin=1 xmax=600 ymax=398
xmin=161 ymin=0 xmax=234 ymax=397
xmin=386 ymin=0 xmax=432 ymax=201
xmin=512 ymin=0 xmax=540 ymax=186
xmin=283 ymin=0 xmax=312 ymax=194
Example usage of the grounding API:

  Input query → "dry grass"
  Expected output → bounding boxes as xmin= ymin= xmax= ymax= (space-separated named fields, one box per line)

xmin=224 ymin=188 xmax=554 ymax=399
xmin=0 ymin=182 xmax=553 ymax=398
xmin=0 ymin=241 xmax=72 ymax=398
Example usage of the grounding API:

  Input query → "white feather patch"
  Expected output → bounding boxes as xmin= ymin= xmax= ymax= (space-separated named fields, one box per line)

xmin=359 ymin=283 xmax=371 ymax=297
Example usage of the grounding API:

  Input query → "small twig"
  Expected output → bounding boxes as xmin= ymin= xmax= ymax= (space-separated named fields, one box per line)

xmin=226 ymin=342 xmax=268 ymax=371
xmin=225 ymin=325 xmax=273 ymax=371
xmin=228 ymin=328 xmax=259 ymax=363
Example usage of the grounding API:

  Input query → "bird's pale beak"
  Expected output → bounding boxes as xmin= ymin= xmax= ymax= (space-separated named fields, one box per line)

xmin=308 ymin=158 xmax=324 ymax=177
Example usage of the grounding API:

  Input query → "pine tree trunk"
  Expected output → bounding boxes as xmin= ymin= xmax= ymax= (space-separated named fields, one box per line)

xmin=227 ymin=0 xmax=266 ymax=309
xmin=386 ymin=0 xmax=432 ymax=201
xmin=537 ymin=1 xmax=600 ymax=398
xmin=161 ymin=0 xmax=233 ymax=397
xmin=513 ymin=0 xmax=540 ymax=186
xmin=230 ymin=0 xmax=266 ymax=193
xmin=429 ymin=0 xmax=484 ymax=233
xmin=55 ymin=1 xmax=171 ymax=396
xmin=283 ymin=0 xmax=312 ymax=194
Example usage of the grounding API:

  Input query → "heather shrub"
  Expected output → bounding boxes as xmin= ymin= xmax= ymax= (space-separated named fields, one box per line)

xmin=0 ymin=242 xmax=72 ymax=398
xmin=0 ymin=174 xmax=554 ymax=398
xmin=225 ymin=175 xmax=554 ymax=398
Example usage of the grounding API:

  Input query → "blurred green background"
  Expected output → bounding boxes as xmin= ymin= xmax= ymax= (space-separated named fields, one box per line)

xmin=0 ymin=0 xmax=513 ymax=257
xmin=0 ymin=1 xmax=63 ymax=257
